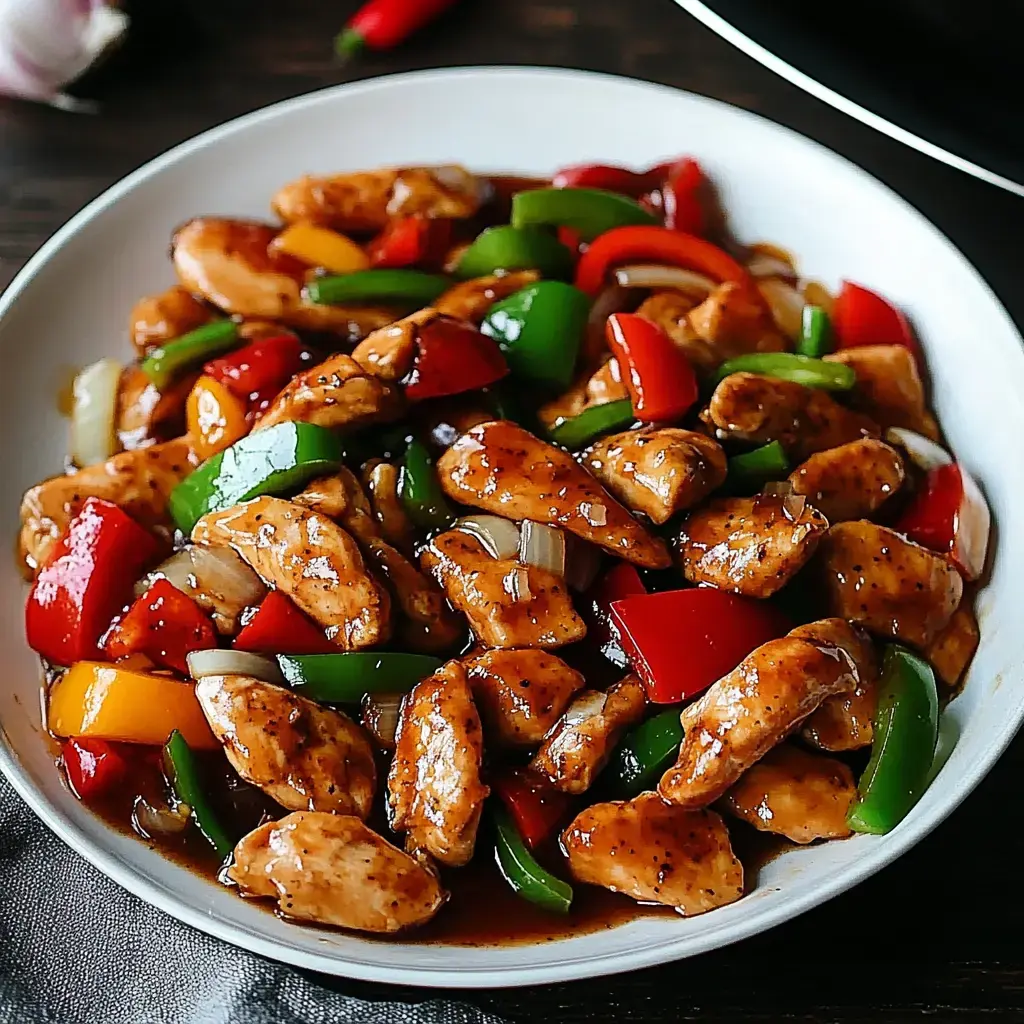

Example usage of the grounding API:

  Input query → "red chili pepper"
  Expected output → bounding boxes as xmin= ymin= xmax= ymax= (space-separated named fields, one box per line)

xmin=605 ymin=313 xmax=698 ymax=422
xmin=403 ymin=316 xmax=508 ymax=401
xmin=232 ymin=590 xmax=337 ymax=655
xmin=204 ymin=333 xmax=306 ymax=406
xmin=492 ymin=768 xmax=575 ymax=850
xmin=581 ymin=562 xmax=647 ymax=668
xmin=575 ymin=225 xmax=753 ymax=297
xmin=368 ymin=216 xmax=453 ymax=270
xmin=893 ymin=462 xmax=990 ymax=581
xmin=659 ymin=158 xmax=705 ymax=235
xmin=610 ymin=588 xmax=790 ymax=703
xmin=552 ymin=163 xmax=651 ymax=196
xmin=102 ymin=578 xmax=217 ymax=674
xmin=832 ymin=281 xmax=918 ymax=359
xmin=336 ymin=0 xmax=460 ymax=58
xmin=62 ymin=737 xmax=132 ymax=802
xmin=25 ymin=498 xmax=161 ymax=666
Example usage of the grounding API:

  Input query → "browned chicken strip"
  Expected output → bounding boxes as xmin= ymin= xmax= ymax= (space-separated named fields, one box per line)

xmin=437 ymin=420 xmax=670 ymax=568
xmin=925 ymin=604 xmax=980 ymax=694
xmin=388 ymin=660 xmax=489 ymax=866
xmin=363 ymin=460 xmax=416 ymax=555
xmin=659 ymin=619 xmax=868 ymax=809
xmin=192 ymin=496 xmax=390 ymax=650
xmin=788 ymin=439 xmax=904 ymax=523
xmin=676 ymin=494 xmax=828 ymax=598
xmin=228 ymin=812 xmax=445 ymax=933
xmin=720 ymin=743 xmax=856 ymax=843
xmin=272 ymin=165 xmax=484 ymax=233
xmin=19 ymin=436 xmax=194 ymax=572
xmin=582 ymin=428 xmax=727 ymax=525
xmin=435 ymin=270 xmax=539 ymax=322
xmin=350 ymin=307 xmax=437 ymax=382
xmin=537 ymin=357 xmax=628 ymax=431
xmin=463 ymin=648 xmax=584 ymax=748
xmin=116 ymin=366 xmax=196 ymax=451
xmin=196 ymin=675 xmax=376 ymax=818
xmin=562 ymin=793 xmax=744 ymax=915
xmin=703 ymin=372 xmax=879 ymax=459
xmin=421 ymin=530 xmax=585 ymax=649
xmin=687 ymin=282 xmax=788 ymax=367
xmin=530 ymin=675 xmax=646 ymax=794
xmin=129 ymin=284 xmax=212 ymax=354
xmin=815 ymin=520 xmax=962 ymax=647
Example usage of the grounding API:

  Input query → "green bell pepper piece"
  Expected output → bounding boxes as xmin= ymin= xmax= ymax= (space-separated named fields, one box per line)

xmin=169 ymin=421 xmax=343 ymax=535
xmin=140 ymin=320 xmax=239 ymax=389
xmin=605 ymin=710 xmax=684 ymax=800
xmin=511 ymin=188 xmax=657 ymax=241
xmin=455 ymin=226 xmax=574 ymax=281
xmin=548 ymin=399 xmax=635 ymax=450
xmin=716 ymin=352 xmax=855 ymax=391
xmin=796 ymin=304 xmax=832 ymax=358
xmin=305 ymin=269 xmax=450 ymax=308
xmin=493 ymin=805 xmax=573 ymax=914
xmin=480 ymin=281 xmax=588 ymax=390
xmin=163 ymin=730 xmax=235 ymax=858
xmin=726 ymin=440 xmax=790 ymax=493
xmin=399 ymin=438 xmax=455 ymax=531
xmin=277 ymin=652 xmax=442 ymax=703
xmin=847 ymin=645 xmax=939 ymax=835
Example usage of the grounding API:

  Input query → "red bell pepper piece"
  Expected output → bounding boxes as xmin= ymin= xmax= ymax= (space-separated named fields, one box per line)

xmin=610 ymin=588 xmax=790 ymax=703
xmin=232 ymin=590 xmax=337 ymax=655
xmin=575 ymin=225 xmax=753 ymax=297
xmin=492 ymin=768 xmax=575 ymax=850
xmin=894 ymin=462 xmax=990 ymax=581
xmin=102 ymin=578 xmax=217 ymax=674
xmin=659 ymin=157 xmax=705 ymax=235
xmin=552 ymin=163 xmax=651 ymax=196
xmin=204 ymin=333 xmax=306 ymax=405
xmin=62 ymin=737 xmax=132 ymax=802
xmin=403 ymin=316 xmax=508 ymax=401
xmin=605 ymin=313 xmax=698 ymax=422
xmin=25 ymin=498 xmax=161 ymax=666
xmin=368 ymin=215 xmax=452 ymax=270
xmin=581 ymin=562 xmax=647 ymax=668
xmin=832 ymin=281 xmax=918 ymax=358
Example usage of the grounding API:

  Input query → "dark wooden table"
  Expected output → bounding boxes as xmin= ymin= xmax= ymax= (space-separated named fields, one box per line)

xmin=3 ymin=1 xmax=1023 ymax=1021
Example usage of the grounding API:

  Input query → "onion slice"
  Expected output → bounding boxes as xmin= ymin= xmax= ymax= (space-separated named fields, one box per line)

xmin=519 ymin=520 xmax=567 ymax=577
xmin=186 ymin=649 xmax=284 ymax=685
xmin=746 ymin=252 xmax=797 ymax=279
xmin=453 ymin=515 xmax=521 ymax=560
xmin=564 ymin=535 xmax=603 ymax=593
xmin=70 ymin=358 xmax=123 ymax=467
xmin=134 ymin=796 xmax=190 ymax=838
xmin=614 ymin=264 xmax=716 ymax=295
xmin=756 ymin=277 xmax=805 ymax=341
xmin=885 ymin=427 xmax=952 ymax=472
xmin=361 ymin=691 xmax=404 ymax=750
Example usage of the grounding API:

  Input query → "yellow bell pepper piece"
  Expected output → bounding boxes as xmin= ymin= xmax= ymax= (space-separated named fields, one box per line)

xmin=271 ymin=221 xmax=370 ymax=273
xmin=48 ymin=661 xmax=218 ymax=749
xmin=186 ymin=375 xmax=249 ymax=462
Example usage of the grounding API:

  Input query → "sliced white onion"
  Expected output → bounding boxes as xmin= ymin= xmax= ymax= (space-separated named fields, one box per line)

xmin=614 ymin=264 xmax=716 ymax=295
xmin=70 ymin=358 xmax=123 ymax=467
xmin=757 ymin=277 xmax=805 ymax=341
xmin=565 ymin=535 xmax=603 ymax=593
xmin=453 ymin=514 xmax=521 ymax=560
xmin=884 ymin=427 xmax=952 ymax=472
xmin=746 ymin=252 xmax=797 ymax=279
xmin=761 ymin=480 xmax=794 ymax=497
xmin=186 ymin=649 xmax=284 ymax=685
xmin=587 ymin=283 xmax=634 ymax=356
xmin=134 ymin=796 xmax=190 ymax=838
xmin=361 ymin=691 xmax=404 ymax=750
xmin=953 ymin=466 xmax=991 ymax=582
xmin=519 ymin=520 xmax=567 ymax=577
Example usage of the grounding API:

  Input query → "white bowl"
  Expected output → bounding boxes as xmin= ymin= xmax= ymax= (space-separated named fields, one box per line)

xmin=1 ymin=67 xmax=1022 ymax=989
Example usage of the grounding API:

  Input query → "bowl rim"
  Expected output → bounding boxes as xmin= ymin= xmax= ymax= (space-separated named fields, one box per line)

xmin=1 ymin=65 xmax=1022 ymax=988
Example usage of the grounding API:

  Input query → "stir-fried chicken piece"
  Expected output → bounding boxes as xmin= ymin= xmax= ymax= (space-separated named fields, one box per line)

xmin=788 ymin=438 xmax=904 ymax=523
xmin=129 ymin=284 xmax=212 ymax=354
xmin=363 ymin=460 xmax=416 ymax=555
xmin=351 ymin=308 xmax=437 ymax=382
xmin=192 ymin=496 xmax=390 ymax=649
xmin=826 ymin=344 xmax=939 ymax=439
xmin=435 ymin=270 xmax=539 ymax=322
xmin=536 ymin=356 xmax=627 ymax=431
xmin=530 ymin=675 xmax=646 ymax=793
xmin=562 ymin=793 xmax=743 ymax=915
xmin=196 ymin=675 xmax=376 ymax=817
xmin=171 ymin=218 xmax=396 ymax=337
xmin=676 ymin=494 xmax=828 ymax=598
xmin=437 ymin=420 xmax=670 ymax=568
xmin=720 ymin=744 xmax=856 ymax=843
xmin=659 ymin=619 xmax=869 ymax=809
xmin=582 ymin=427 xmax=727 ymax=525
xmin=463 ymin=648 xmax=584 ymax=748
xmin=925 ymin=604 xmax=980 ymax=694
xmin=229 ymin=812 xmax=445 ymax=933
xmin=116 ymin=366 xmax=196 ymax=451
xmin=421 ymin=530 xmax=585 ymax=648
xmin=19 ymin=436 xmax=194 ymax=572
xmin=253 ymin=351 xmax=401 ymax=432
xmin=703 ymin=372 xmax=879 ymax=460
xmin=815 ymin=520 xmax=962 ymax=647
xmin=388 ymin=660 xmax=489 ymax=866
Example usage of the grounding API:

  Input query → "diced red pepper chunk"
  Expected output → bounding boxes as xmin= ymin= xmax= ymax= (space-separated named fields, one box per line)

xmin=232 ymin=589 xmax=337 ymax=655
xmin=659 ymin=157 xmax=705 ymax=235
xmin=492 ymin=768 xmax=575 ymax=850
xmin=403 ymin=316 xmax=508 ymax=401
xmin=368 ymin=216 xmax=453 ymax=270
xmin=62 ymin=737 xmax=132 ymax=802
xmin=204 ymin=333 xmax=306 ymax=406
xmin=832 ymin=281 xmax=919 ymax=359
xmin=552 ymin=163 xmax=651 ymax=196
xmin=581 ymin=562 xmax=647 ymax=668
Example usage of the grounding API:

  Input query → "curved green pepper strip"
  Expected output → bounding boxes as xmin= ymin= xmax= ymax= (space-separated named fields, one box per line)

xmin=511 ymin=188 xmax=657 ymax=241
xmin=796 ymin=305 xmax=832 ymax=358
xmin=726 ymin=440 xmax=790 ymax=494
xmin=455 ymin=226 xmax=574 ymax=281
xmin=605 ymin=709 xmax=684 ymax=800
xmin=481 ymin=281 xmax=589 ymax=391
xmin=169 ymin=421 xmax=343 ymax=535
xmin=492 ymin=805 xmax=573 ymax=914
xmin=141 ymin=320 xmax=239 ymax=389
xmin=305 ymin=269 xmax=450 ymax=308
xmin=163 ymin=730 xmax=235 ymax=859
xmin=847 ymin=645 xmax=939 ymax=835
xmin=277 ymin=653 xmax=442 ymax=703
xmin=716 ymin=352 xmax=855 ymax=391
xmin=548 ymin=399 xmax=635 ymax=450
xmin=399 ymin=438 xmax=455 ymax=531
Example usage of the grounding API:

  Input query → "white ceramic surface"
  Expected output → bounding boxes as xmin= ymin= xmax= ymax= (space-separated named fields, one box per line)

xmin=1 ymin=68 xmax=1022 ymax=989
